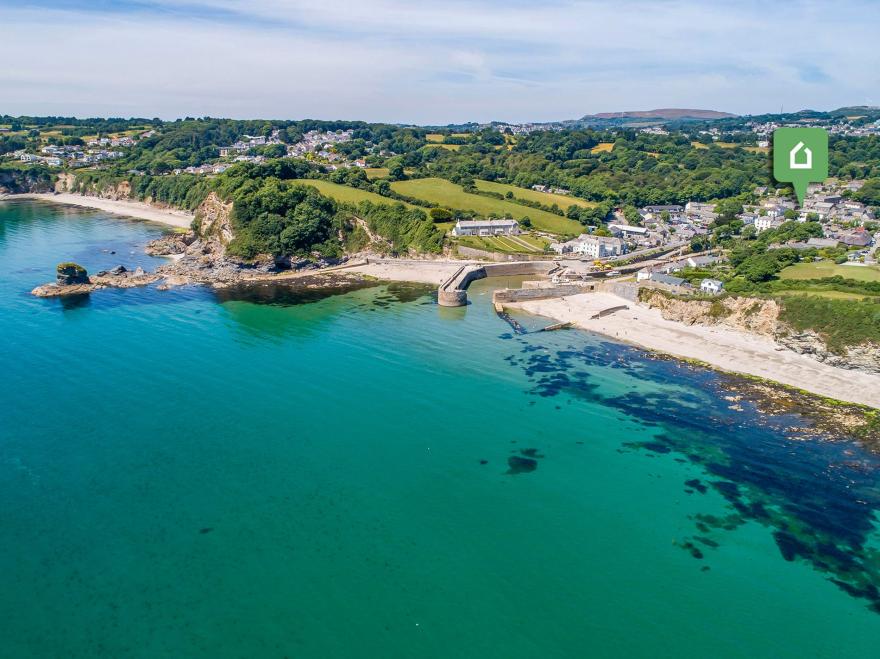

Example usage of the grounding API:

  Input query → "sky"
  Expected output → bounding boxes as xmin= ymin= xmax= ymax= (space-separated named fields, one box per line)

xmin=1 ymin=0 xmax=878 ymax=124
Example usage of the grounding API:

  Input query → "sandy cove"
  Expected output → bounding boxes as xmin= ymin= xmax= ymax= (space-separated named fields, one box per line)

xmin=509 ymin=292 xmax=880 ymax=410
xmin=6 ymin=193 xmax=195 ymax=229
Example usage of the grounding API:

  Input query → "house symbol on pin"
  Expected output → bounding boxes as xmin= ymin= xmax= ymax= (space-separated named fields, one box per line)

xmin=789 ymin=141 xmax=812 ymax=170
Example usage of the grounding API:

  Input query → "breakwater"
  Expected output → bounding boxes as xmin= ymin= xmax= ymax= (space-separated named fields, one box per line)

xmin=437 ymin=261 xmax=557 ymax=306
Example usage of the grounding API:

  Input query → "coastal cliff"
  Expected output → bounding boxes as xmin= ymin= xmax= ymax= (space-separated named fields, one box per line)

xmin=639 ymin=288 xmax=880 ymax=374
xmin=0 ymin=166 xmax=54 ymax=194
xmin=194 ymin=192 xmax=235 ymax=247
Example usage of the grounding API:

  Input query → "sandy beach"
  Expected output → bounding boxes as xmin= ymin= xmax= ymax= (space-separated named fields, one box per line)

xmin=6 ymin=193 xmax=195 ymax=229
xmin=510 ymin=291 xmax=880 ymax=409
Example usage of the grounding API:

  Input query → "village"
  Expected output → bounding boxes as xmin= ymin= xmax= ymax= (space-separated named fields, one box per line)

xmin=445 ymin=175 xmax=878 ymax=301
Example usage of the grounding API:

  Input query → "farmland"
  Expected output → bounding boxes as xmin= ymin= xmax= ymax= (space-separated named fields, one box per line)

xmin=590 ymin=142 xmax=614 ymax=154
xmin=390 ymin=178 xmax=586 ymax=235
xmin=780 ymin=261 xmax=880 ymax=283
xmin=474 ymin=179 xmax=596 ymax=209
xmin=364 ymin=167 xmax=389 ymax=179
xmin=299 ymin=180 xmax=419 ymax=210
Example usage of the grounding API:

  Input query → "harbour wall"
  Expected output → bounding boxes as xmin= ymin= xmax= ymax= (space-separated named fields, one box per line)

xmin=437 ymin=261 xmax=557 ymax=307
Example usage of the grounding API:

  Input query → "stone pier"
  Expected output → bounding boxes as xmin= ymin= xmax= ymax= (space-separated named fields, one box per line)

xmin=437 ymin=261 xmax=557 ymax=307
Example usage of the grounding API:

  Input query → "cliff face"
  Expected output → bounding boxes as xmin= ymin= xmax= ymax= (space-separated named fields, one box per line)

xmin=56 ymin=173 xmax=132 ymax=200
xmin=639 ymin=288 xmax=880 ymax=375
xmin=776 ymin=330 xmax=880 ymax=375
xmin=0 ymin=168 xmax=55 ymax=194
xmin=195 ymin=192 xmax=234 ymax=247
xmin=639 ymin=289 xmax=780 ymax=335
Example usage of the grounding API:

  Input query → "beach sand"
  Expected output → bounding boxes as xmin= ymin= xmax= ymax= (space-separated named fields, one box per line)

xmin=7 ymin=193 xmax=195 ymax=229
xmin=509 ymin=292 xmax=880 ymax=409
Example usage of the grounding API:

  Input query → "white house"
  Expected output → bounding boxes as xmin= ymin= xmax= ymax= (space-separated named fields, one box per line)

xmin=608 ymin=223 xmax=648 ymax=238
xmin=754 ymin=216 xmax=783 ymax=233
xmin=700 ymin=278 xmax=724 ymax=295
xmin=571 ymin=236 xmax=624 ymax=259
xmin=452 ymin=219 xmax=520 ymax=237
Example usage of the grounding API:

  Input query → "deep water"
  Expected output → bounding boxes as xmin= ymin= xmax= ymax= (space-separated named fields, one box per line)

xmin=2 ymin=200 xmax=880 ymax=658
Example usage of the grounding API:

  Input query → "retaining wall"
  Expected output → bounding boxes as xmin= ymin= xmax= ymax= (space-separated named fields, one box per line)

xmin=598 ymin=281 xmax=639 ymax=301
xmin=493 ymin=284 xmax=597 ymax=304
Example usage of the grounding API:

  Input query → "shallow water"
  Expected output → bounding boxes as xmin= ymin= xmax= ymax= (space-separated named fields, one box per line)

xmin=2 ymin=200 xmax=879 ymax=658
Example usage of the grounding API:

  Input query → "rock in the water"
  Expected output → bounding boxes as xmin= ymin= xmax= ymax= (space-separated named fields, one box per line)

xmin=56 ymin=262 xmax=89 ymax=285
xmin=109 ymin=264 xmax=127 ymax=275
xmin=506 ymin=455 xmax=538 ymax=474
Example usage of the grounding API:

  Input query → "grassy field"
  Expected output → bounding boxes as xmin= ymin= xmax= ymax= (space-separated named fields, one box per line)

xmin=364 ymin=167 xmax=389 ymax=180
xmin=424 ymin=143 xmax=461 ymax=151
xmin=780 ymin=261 xmax=880 ymax=283
xmin=474 ymin=179 xmax=596 ymax=209
xmin=390 ymin=178 xmax=585 ymax=235
xmin=591 ymin=142 xmax=614 ymax=154
xmin=426 ymin=134 xmax=444 ymax=143
xmin=299 ymin=180 xmax=420 ymax=210
xmin=744 ymin=146 xmax=770 ymax=154
xmin=774 ymin=289 xmax=879 ymax=301
xmin=455 ymin=234 xmax=550 ymax=255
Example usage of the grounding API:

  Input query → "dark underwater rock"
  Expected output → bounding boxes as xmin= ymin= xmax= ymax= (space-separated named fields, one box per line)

xmin=507 ymin=456 xmax=538 ymax=474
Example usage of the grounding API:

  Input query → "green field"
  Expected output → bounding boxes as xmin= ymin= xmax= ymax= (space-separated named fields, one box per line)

xmin=364 ymin=167 xmax=389 ymax=180
xmin=774 ymin=289 xmax=879 ymax=301
xmin=474 ymin=180 xmax=596 ymax=210
xmin=423 ymin=143 xmax=461 ymax=151
xmin=455 ymin=234 xmax=550 ymax=255
xmin=780 ymin=261 xmax=880 ymax=283
xmin=299 ymin=180 xmax=419 ymax=210
xmin=390 ymin=178 xmax=585 ymax=235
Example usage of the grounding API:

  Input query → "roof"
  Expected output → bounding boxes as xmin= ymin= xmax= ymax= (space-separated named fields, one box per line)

xmin=650 ymin=273 xmax=689 ymax=286
xmin=687 ymin=255 xmax=721 ymax=266
xmin=701 ymin=278 xmax=723 ymax=286
xmin=455 ymin=219 xmax=518 ymax=227
xmin=608 ymin=223 xmax=648 ymax=234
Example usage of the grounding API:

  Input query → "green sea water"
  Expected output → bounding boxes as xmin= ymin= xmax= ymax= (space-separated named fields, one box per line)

xmin=1 ymin=200 xmax=879 ymax=658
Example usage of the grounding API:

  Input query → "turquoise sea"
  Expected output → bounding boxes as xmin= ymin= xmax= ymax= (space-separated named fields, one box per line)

xmin=1 ymin=200 xmax=880 ymax=658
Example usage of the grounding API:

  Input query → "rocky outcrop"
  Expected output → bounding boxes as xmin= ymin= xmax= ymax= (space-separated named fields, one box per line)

xmin=776 ymin=330 xmax=880 ymax=375
xmin=195 ymin=192 xmax=234 ymax=247
xmin=639 ymin=288 xmax=780 ymax=335
xmin=639 ymin=288 xmax=880 ymax=374
xmin=32 ymin=264 xmax=160 ymax=297
xmin=145 ymin=231 xmax=197 ymax=256
xmin=56 ymin=262 xmax=89 ymax=286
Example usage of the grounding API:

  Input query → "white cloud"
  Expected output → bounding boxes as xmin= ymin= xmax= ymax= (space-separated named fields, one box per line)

xmin=1 ymin=1 xmax=878 ymax=122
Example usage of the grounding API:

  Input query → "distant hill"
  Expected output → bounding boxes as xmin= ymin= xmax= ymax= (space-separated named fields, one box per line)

xmin=584 ymin=108 xmax=736 ymax=120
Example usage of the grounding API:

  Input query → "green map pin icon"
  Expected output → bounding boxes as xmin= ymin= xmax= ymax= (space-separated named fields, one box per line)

xmin=772 ymin=127 xmax=828 ymax=205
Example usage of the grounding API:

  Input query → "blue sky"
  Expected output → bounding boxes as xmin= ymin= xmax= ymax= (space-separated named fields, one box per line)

xmin=1 ymin=0 xmax=877 ymax=123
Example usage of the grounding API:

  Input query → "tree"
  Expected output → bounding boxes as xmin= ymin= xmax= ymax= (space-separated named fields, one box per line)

xmin=623 ymin=205 xmax=643 ymax=225
xmin=429 ymin=207 xmax=452 ymax=222
xmin=388 ymin=162 xmax=405 ymax=181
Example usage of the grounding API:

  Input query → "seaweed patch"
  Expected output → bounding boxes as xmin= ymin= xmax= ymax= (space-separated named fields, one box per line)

xmin=505 ymin=338 xmax=880 ymax=613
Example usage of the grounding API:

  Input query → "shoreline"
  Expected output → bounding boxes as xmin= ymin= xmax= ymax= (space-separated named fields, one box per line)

xmin=3 ymin=193 xmax=195 ymax=229
xmin=508 ymin=292 xmax=880 ymax=410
